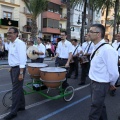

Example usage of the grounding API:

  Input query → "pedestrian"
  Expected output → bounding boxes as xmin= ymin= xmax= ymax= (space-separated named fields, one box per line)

xmin=78 ymin=34 xmax=94 ymax=85
xmin=32 ymin=37 xmax=46 ymax=63
xmin=68 ymin=39 xmax=82 ymax=79
xmin=52 ymin=31 xmax=73 ymax=89
xmin=4 ymin=27 xmax=27 ymax=120
xmin=111 ymin=33 xmax=120 ymax=96
xmin=88 ymin=24 xmax=119 ymax=120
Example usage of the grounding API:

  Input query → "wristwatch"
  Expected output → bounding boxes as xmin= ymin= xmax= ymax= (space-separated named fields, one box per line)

xmin=20 ymin=71 xmax=23 ymax=75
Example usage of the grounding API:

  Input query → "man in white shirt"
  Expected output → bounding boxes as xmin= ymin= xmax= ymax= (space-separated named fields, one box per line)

xmin=78 ymin=34 xmax=94 ymax=85
xmin=32 ymin=37 xmax=45 ymax=63
xmin=53 ymin=31 xmax=73 ymax=89
xmin=68 ymin=39 xmax=82 ymax=79
xmin=46 ymin=41 xmax=54 ymax=57
xmin=88 ymin=24 xmax=119 ymax=120
xmin=111 ymin=33 xmax=120 ymax=96
xmin=4 ymin=27 xmax=27 ymax=120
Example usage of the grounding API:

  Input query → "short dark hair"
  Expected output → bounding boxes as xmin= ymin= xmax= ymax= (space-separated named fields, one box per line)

xmin=38 ymin=37 xmax=43 ymax=41
xmin=61 ymin=31 xmax=67 ymax=35
xmin=9 ymin=27 xmax=19 ymax=33
xmin=72 ymin=39 xmax=77 ymax=42
xmin=91 ymin=24 xmax=105 ymax=38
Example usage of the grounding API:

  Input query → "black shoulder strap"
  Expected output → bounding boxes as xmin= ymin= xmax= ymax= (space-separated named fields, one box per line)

xmin=117 ymin=44 xmax=120 ymax=51
xmin=86 ymin=41 xmax=92 ymax=53
xmin=73 ymin=44 xmax=79 ymax=55
xmin=91 ymin=43 xmax=108 ymax=61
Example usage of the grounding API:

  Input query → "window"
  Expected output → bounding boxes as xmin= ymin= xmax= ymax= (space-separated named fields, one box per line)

xmin=27 ymin=18 xmax=32 ymax=26
xmin=10 ymin=0 xmax=15 ymax=4
xmin=3 ymin=11 xmax=12 ymax=19
xmin=47 ymin=2 xmax=60 ymax=13
xmin=43 ymin=18 xmax=59 ymax=29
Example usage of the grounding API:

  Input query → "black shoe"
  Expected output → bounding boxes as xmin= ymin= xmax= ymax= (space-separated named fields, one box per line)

xmin=78 ymin=82 xmax=85 ymax=85
xmin=74 ymin=76 xmax=78 ymax=79
xmin=118 ymin=116 xmax=120 ymax=120
xmin=4 ymin=113 xmax=17 ymax=120
xmin=67 ymin=76 xmax=71 ymax=78
xmin=18 ymin=108 xmax=25 ymax=112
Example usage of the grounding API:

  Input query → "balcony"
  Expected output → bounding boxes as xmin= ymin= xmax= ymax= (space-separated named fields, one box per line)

xmin=0 ymin=18 xmax=18 ymax=27
xmin=42 ymin=28 xmax=60 ymax=34
xmin=42 ymin=11 xmax=60 ymax=20
xmin=60 ymin=13 xmax=67 ymax=20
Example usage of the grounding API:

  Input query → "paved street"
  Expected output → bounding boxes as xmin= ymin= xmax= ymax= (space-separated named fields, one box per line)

xmin=0 ymin=60 xmax=120 ymax=120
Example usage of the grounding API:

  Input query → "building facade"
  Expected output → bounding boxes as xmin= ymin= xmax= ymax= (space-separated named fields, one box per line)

xmin=0 ymin=0 xmax=19 ymax=40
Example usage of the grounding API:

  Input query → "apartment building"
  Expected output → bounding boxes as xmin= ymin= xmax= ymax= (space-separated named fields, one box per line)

xmin=0 ymin=0 xmax=19 ymax=39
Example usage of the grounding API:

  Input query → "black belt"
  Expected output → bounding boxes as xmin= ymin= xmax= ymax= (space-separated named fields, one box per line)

xmin=11 ymin=66 xmax=19 ymax=68
xmin=91 ymin=80 xmax=109 ymax=84
xmin=59 ymin=58 xmax=68 ymax=60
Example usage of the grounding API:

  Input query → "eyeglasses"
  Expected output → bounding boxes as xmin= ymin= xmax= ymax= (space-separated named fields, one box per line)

xmin=7 ymin=32 xmax=15 ymax=35
xmin=88 ymin=30 xmax=100 ymax=33
xmin=60 ymin=34 xmax=66 ymax=36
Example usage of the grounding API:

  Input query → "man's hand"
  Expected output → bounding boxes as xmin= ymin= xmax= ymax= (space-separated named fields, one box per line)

xmin=110 ymin=85 xmax=116 ymax=90
xmin=65 ymin=63 xmax=69 ymax=68
xmin=18 ymin=74 xmax=24 ymax=81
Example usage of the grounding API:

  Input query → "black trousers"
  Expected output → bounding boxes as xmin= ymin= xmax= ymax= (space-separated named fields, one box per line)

xmin=31 ymin=58 xmax=44 ymax=63
xmin=46 ymin=49 xmax=54 ymax=57
xmin=10 ymin=66 xmax=26 ymax=115
xmin=89 ymin=81 xmax=110 ymax=120
xmin=58 ymin=58 xmax=69 ymax=89
xmin=80 ymin=62 xmax=90 ymax=83
xmin=68 ymin=57 xmax=79 ymax=77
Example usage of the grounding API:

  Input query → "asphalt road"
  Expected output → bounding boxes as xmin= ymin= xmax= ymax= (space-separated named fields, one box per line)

xmin=0 ymin=60 xmax=120 ymax=120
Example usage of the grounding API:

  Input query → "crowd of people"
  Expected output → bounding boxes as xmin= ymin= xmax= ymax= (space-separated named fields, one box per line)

xmin=1 ymin=24 xmax=120 ymax=120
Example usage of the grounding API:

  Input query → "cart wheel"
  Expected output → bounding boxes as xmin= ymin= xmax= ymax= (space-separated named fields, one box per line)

xmin=63 ymin=86 xmax=74 ymax=102
xmin=2 ymin=90 xmax=12 ymax=108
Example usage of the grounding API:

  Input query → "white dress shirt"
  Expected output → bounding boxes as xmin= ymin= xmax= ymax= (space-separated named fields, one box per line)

xmin=57 ymin=40 xmax=73 ymax=58
xmin=37 ymin=43 xmax=46 ymax=58
xmin=72 ymin=44 xmax=82 ymax=56
xmin=82 ymin=41 xmax=94 ymax=54
xmin=89 ymin=39 xmax=119 ymax=85
xmin=46 ymin=44 xmax=51 ymax=49
xmin=112 ymin=41 xmax=120 ymax=56
xmin=8 ymin=37 xmax=27 ymax=68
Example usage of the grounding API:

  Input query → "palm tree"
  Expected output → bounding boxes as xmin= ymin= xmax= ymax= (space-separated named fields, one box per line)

xmin=112 ymin=0 xmax=119 ymax=42
xmin=23 ymin=0 xmax=47 ymax=42
xmin=67 ymin=0 xmax=71 ymax=40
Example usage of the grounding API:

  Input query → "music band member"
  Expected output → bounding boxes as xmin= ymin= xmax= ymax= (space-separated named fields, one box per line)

xmin=4 ymin=27 xmax=27 ymax=120
xmin=88 ymin=24 xmax=119 ymax=120
xmin=32 ymin=37 xmax=46 ymax=63
xmin=110 ymin=33 xmax=120 ymax=96
xmin=68 ymin=39 xmax=82 ymax=79
xmin=52 ymin=31 xmax=73 ymax=89
xmin=78 ymin=34 xmax=94 ymax=85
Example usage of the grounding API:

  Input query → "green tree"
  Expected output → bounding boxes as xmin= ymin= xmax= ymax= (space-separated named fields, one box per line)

xmin=23 ymin=0 xmax=47 ymax=42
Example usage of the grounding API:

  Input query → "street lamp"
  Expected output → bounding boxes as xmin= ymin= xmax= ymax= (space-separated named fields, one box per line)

xmin=77 ymin=14 xmax=81 ymax=25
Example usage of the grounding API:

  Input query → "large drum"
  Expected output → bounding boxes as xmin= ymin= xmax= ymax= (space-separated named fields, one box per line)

xmin=40 ymin=67 xmax=66 ymax=88
xmin=27 ymin=63 xmax=48 ymax=79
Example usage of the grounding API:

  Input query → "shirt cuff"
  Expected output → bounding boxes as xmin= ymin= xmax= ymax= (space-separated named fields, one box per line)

xmin=19 ymin=65 xmax=26 ymax=68
xmin=110 ymin=81 xmax=116 ymax=86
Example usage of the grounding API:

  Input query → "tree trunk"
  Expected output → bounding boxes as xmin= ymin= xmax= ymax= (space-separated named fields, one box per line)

xmin=112 ymin=0 xmax=119 ymax=42
xmin=31 ymin=19 xmax=37 ymax=43
xmin=80 ymin=0 xmax=87 ymax=44
xmin=66 ymin=0 xmax=71 ymax=41
xmin=105 ymin=5 xmax=109 ymax=29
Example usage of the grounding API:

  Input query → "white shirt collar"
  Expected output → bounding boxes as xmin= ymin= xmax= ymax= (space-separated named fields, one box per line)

xmin=94 ymin=39 xmax=105 ymax=49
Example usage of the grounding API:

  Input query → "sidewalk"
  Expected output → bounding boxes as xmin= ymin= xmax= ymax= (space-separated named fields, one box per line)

xmin=0 ymin=57 xmax=52 ymax=65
